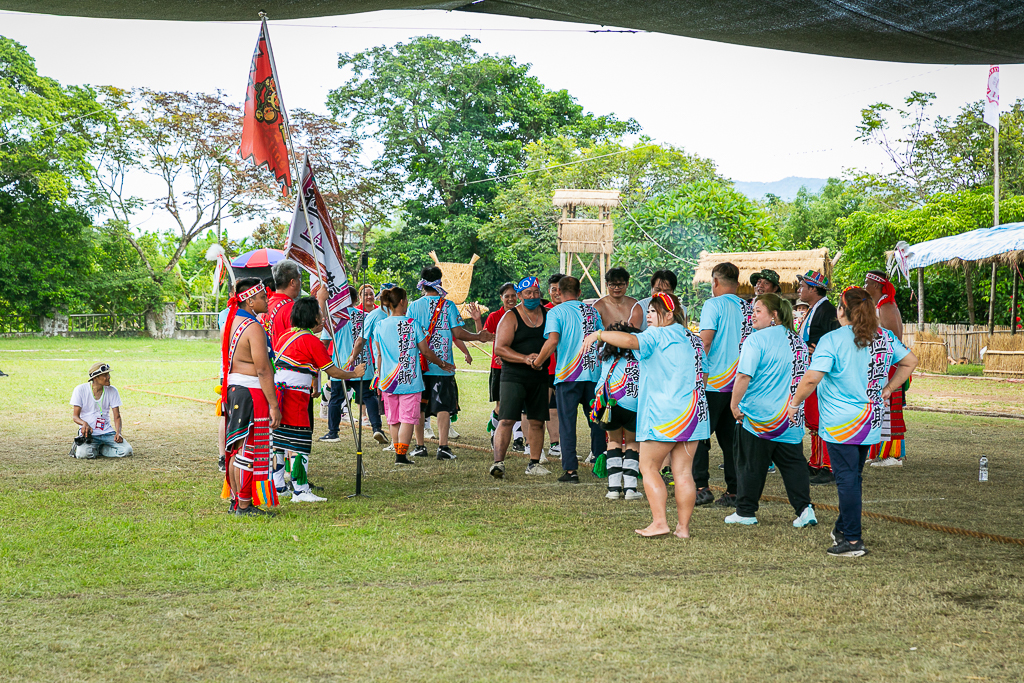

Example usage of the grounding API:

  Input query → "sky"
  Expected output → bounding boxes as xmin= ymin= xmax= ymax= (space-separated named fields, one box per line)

xmin=2 ymin=8 xmax=1020 ymax=237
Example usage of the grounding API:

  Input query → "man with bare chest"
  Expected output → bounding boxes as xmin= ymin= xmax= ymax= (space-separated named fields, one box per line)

xmin=594 ymin=267 xmax=637 ymax=329
xmin=221 ymin=278 xmax=282 ymax=516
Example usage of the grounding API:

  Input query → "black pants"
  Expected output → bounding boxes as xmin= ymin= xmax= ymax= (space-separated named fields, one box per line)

xmin=735 ymin=427 xmax=811 ymax=518
xmin=692 ymin=391 xmax=737 ymax=492
xmin=555 ymin=380 xmax=605 ymax=471
xmin=327 ymin=379 xmax=382 ymax=435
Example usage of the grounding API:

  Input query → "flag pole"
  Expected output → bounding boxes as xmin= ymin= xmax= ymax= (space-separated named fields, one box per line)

xmin=989 ymin=104 xmax=1000 ymax=334
xmin=259 ymin=13 xmax=335 ymax=341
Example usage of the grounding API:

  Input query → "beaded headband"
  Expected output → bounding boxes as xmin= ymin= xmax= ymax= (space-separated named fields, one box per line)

xmin=238 ymin=283 xmax=265 ymax=302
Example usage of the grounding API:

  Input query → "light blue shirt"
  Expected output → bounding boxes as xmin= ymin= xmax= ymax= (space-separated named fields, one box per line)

xmin=407 ymin=296 xmax=464 ymax=376
xmin=321 ymin=307 xmax=374 ymax=381
xmin=809 ymin=326 xmax=909 ymax=445
xmin=635 ymin=324 xmax=710 ymax=442
xmin=737 ymin=325 xmax=809 ymax=444
xmin=596 ymin=356 xmax=640 ymax=413
xmin=699 ymin=293 xmax=745 ymax=393
xmin=543 ymin=300 xmax=603 ymax=384
xmin=371 ymin=315 xmax=427 ymax=395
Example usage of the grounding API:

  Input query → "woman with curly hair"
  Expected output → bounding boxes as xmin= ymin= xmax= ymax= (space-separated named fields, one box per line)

xmin=592 ymin=321 xmax=643 ymax=501
xmin=584 ymin=292 xmax=709 ymax=539
xmin=788 ymin=287 xmax=917 ymax=557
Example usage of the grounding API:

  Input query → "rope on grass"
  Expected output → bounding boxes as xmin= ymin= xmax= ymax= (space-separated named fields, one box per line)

xmin=123 ymin=377 xmax=219 ymax=405
xmin=710 ymin=486 xmax=1024 ymax=546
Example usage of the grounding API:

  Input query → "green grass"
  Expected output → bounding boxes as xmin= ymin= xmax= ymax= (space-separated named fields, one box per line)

xmin=946 ymin=364 xmax=985 ymax=376
xmin=2 ymin=338 xmax=1024 ymax=682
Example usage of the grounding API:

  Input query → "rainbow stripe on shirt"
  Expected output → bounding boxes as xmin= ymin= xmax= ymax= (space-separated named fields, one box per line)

xmin=655 ymin=390 xmax=704 ymax=442
xmin=557 ymin=348 xmax=588 ymax=382
xmin=706 ymin=359 xmax=738 ymax=392
xmin=746 ymin=405 xmax=791 ymax=440
xmin=825 ymin=404 xmax=873 ymax=444
xmin=379 ymin=364 xmax=402 ymax=394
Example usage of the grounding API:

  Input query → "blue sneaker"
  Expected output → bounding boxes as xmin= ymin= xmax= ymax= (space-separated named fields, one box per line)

xmin=724 ymin=512 xmax=758 ymax=525
xmin=767 ymin=463 xmax=777 ymax=474
xmin=793 ymin=505 xmax=818 ymax=528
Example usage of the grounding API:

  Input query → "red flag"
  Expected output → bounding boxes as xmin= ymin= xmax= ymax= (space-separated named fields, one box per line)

xmin=239 ymin=22 xmax=292 ymax=195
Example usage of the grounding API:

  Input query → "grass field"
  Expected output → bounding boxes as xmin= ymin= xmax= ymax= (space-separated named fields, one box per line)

xmin=2 ymin=338 xmax=1024 ymax=682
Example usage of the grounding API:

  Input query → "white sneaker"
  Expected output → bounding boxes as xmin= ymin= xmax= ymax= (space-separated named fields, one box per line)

xmin=383 ymin=443 xmax=396 ymax=452
xmin=724 ymin=512 xmax=758 ymax=525
xmin=624 ymin=489 xmax=644 ymax=501
xmin=538 ymin=450 xmax=549 ymax=464
xmin=584 ymin=452 xmax=596 ymax=465
xmin=548 ymin=443 xmax=561 ymax=458
xmin=870 ymin=457 xmax=904 ymax=467
xmin=606 ymin=489 xmax=622 ymax=500
xmin=291 ymin=490 xmax=327 ymax=503
xmin=424 ymin=423 xmax=435 ymax=440
xmin=524 ymin=444 xmax=531 ymax=456
xmin=489 ymin=462 xmax=505 ymax=479
xmin=448 ymin=426 xmax=460 ymax=440
xmin=793 ymin=505 xmax=818 ymax=528
xmin=525 ymin=462 xmax=550 ymax=476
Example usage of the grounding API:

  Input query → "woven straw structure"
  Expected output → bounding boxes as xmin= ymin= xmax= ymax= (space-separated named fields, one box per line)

xmin=912 ymin=331 xmax=949 ymax=374
xmin=692 ymin=248 xmax=832 ymax=296
xmin=984 ymin=334 xmax=1024 ymax=378
xmin=429 ymin=251 xmax=480 ymax=305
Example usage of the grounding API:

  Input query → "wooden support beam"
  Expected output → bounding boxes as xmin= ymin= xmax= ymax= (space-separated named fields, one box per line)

xmin=917 ymin=267 xmax=925 ymax=331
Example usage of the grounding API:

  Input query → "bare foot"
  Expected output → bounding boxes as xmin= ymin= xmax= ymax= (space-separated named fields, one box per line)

xmin=674 ymin=524 xmax=690 ymax=539
xmin=635 ymin=522 xmax=671 ymax=538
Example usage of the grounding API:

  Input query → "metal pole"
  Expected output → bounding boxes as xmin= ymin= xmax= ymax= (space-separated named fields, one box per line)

xmin=1011 ymin=262 xmax=1019 ymax=336
xmin=215 ymin=166 xmax=222 ymax=313
xmin=917 ymin=267 xmax=925 ymax=331
xmin=988 ymin=124 xmax=1000 ymax=335
xmin=348 ymin=250 xmax=369 ymax=498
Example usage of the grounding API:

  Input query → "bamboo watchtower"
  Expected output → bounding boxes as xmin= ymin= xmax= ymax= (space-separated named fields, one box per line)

xmin=553 ymin=189 xmax=620 ymax=297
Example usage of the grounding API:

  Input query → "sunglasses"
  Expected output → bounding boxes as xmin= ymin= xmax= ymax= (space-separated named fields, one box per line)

xmin=90 ymin=364 xmax=110 ymax=378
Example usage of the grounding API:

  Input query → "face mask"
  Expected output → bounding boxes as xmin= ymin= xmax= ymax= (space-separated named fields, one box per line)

xmin=523 ymin=297 xmax=542 ymax=310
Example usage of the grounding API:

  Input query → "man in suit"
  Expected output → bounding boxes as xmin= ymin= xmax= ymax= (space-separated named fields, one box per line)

xmin=796 ymin=270 xmax=841 ymax=485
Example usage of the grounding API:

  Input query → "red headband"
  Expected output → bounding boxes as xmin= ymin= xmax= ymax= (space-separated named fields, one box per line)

xmin=653 ymin=292 xmax=675 ymax=312
xmin=238 ymin=283 xmax=265 ymax=303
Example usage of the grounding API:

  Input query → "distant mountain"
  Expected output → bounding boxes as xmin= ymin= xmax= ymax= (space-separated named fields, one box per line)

xmin=732 ymin=177 xmax=827 ymax=202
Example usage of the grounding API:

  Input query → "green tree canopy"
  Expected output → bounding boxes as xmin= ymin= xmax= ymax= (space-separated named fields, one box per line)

xmin=326 ymin=35 xmax=638 ymax=226
xmin=0 ymin=36 xmax=107 ymax=200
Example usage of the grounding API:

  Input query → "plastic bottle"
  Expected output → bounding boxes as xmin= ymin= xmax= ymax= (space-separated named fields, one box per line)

xmin=979 ymin=456 xmax=989 ymax=482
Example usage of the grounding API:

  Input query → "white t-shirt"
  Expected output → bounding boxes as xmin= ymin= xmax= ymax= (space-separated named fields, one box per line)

xmin=70 ymin=383 xmax=122 ymax=435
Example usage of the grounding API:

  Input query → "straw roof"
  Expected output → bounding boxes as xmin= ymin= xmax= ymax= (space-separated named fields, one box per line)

xmin=552 ymin=189 xmax=621 ymax=209
xmin=692 ymin=249 xmax=832 ymax=295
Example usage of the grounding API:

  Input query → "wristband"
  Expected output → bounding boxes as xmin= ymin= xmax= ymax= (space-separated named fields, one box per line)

xmin=597 ymin=331 xmax=603 ymax=342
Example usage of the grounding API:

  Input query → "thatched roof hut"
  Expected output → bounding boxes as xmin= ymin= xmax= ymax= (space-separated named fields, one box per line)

xmin=552 ymin=189 xmax=621 ymax=209
xmin=692 ymin=248 xmax=833 ymax=296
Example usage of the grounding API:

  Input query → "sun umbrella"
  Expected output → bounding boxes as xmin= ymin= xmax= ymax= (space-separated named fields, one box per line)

xmin=231 ymin=248 xmax=286 ymax=269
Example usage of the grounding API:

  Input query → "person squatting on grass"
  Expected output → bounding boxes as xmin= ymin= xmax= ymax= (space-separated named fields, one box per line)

xmin=407 ymin=266 xmax=494 ymax=461
xmin=728 ymin=293 xmax=817 ymax=528
xmin=693 ymin=262 xmax=753 ymax=508
xmin=533 ymin=276 xmax=605 ymax=484
xmin=220 ymin=278 xmax=282 ymax=516
xmin=788 ymin=287 xmax=918 ymax=557
xmin=272 ymin=292 xmax=366 ymax=503
xmin=583 ymin=292 xmax=709 ymax=539
xmin=320 ymin=286 xmax=386 ymax=446
xmin=70 ymin=362 xmax=133 ymax=459
xmin=489 ymin=276 xmax=552 ymax=479
xmin=371 ymin=287 xmax=455 ymax=465
xmin=590 ymin=321 xmax=642 ymax=501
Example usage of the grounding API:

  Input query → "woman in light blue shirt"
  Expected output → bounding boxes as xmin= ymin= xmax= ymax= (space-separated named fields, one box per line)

xmin=729 ymin=293 xmax=815 ymax=529
xmin=585 ymin=292 xmax=709 ymax=539
xmin=789 ymin=287 xmax=917 ymax=558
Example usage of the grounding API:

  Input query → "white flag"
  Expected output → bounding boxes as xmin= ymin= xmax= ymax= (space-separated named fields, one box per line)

xmin=284 ymin=153 xmax=352 ymax=333
xmin=984 ymin=65 xmax=1000 ymax=129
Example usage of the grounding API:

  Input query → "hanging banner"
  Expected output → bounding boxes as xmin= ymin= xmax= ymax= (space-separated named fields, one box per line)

xmin=239 ymin=20 xmax=292 ymax=195
xmin=284 ymin=153 xmax=352 ymax=331
xmin=984 ymin=65 xmax=1000 ymax=129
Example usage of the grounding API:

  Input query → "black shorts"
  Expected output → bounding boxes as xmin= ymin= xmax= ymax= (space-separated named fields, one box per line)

xmin=600 ymin=405 xmax=638 ymax=433
xmin=488 ymin=366 xmax=501 ymax=403
xmin=421 ymin=375 xmax=460 ymax=417
xmin=498 ymin=381 xmax=549 ymax=422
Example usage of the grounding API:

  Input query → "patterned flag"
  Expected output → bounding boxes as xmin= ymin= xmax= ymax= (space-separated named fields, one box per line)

xmin=239 ymin=22 xmax=292 ymax=195
xmin=285 ymin=154 xmax=352 ymax=333
xmin=984 ymin=65 xmax=1000 ymax=130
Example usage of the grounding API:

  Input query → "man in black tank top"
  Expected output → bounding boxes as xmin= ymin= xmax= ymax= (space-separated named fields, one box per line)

xmin=489 ymin=277 xmax=552 ymax=479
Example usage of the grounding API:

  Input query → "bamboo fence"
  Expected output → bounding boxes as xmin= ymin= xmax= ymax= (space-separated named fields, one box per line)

xmin=901 ymin=324 xmax=1016 ymax=365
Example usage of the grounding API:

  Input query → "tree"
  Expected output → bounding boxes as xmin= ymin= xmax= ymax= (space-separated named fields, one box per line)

xmin=326 ymin=35 xmax=638 ymax=227
xmin=0 ymin=181 xmax=95 ymax=324
xmin=0 ymin=36 xmax=108 ymax=200
xmin=778 ymin=177 xmax=883 ymax=252
xmin=855 ymin=90 xmax=1024 ymax=205
xmin=480 ymin=137 xmax=723 ymax=299
xmin=836 ymin=190 xmax=1024 ymax=324
xmin=616 ymin=181 xmax=778 ymax=303
xmin=88 ymin=87 xmax=274 ymax=333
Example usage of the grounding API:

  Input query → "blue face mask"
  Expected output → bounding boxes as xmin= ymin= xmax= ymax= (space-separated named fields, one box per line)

xmin=522 ymin=297 xmax=542 ymax=310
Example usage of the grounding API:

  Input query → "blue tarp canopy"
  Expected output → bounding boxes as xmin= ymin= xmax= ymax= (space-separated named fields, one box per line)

xmin=905 ymin=222 xmax=1024 ymax=269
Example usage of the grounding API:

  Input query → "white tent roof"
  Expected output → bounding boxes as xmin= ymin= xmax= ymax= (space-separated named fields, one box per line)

xmin=906 ymin=222 xmax=1024 ymax=268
